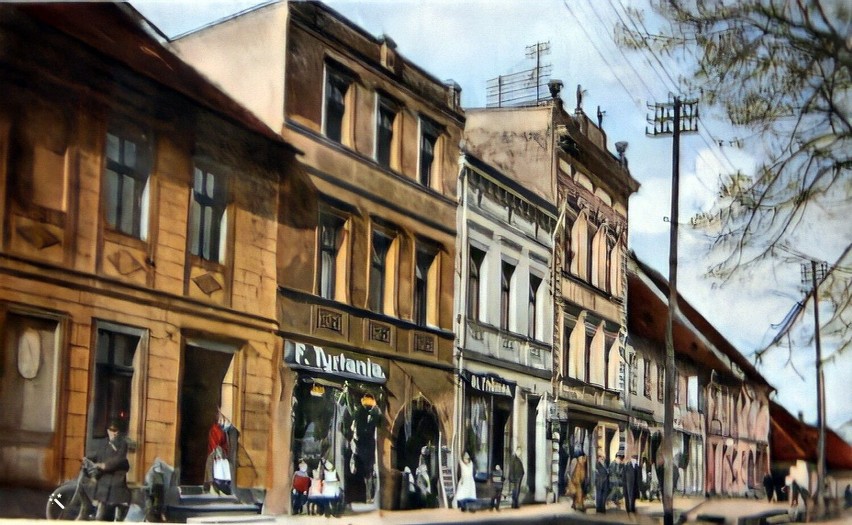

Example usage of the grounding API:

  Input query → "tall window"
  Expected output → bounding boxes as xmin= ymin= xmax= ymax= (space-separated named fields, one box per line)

xmin=189 ymin=165 xmax=228 ymax=263
xmin=563 ymin=314 xmax=576 ymax=379
xmin=687 ymin=375 xmax=699 ymax=411
xmin=375 ymin=96 xmax=397 ymax=168
xmin=629 ymin=357 xmax=638 ymax=394
xmin=92 ymin=329 xmax=139 ymax=438
xmin=657 ymin=363 xmax=665 ymax=401
xmin=674 ymin=371 xmax=682 ymax=405
xmin=500 ymin=261 xmax=515 ymax=331
xmin=419 ymin=118 xmax=440 ymax=187
xmin=584 ymin=330 xmax=593 ymax=383
xmin=103 ymin=123 xmax=150 ymax=238
xmin=414 ymin=247 xmax=436 ymax=327
xmin=318 ymin=213 xmax=346 ymax=300
xmin=643 ymin=358 xmax=652 ymax=398
xmin=467 ymin=246 xmax=486 ymax=320
xmin=324 ymin=66 xmax=352 ymax=144
xmin=369 ymin=230 xmax=392 ymax=313
xmin=528 ymin=275 xmax=542 ymax=339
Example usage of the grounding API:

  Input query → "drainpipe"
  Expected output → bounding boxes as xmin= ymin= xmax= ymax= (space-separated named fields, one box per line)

xmin=453 ymin=154 xmax=470 ymax=501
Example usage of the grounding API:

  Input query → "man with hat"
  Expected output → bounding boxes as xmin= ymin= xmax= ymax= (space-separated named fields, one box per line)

xmin=624 ymin=453 xmax=641 ymax=513
xmin=608 ymin=450 xmax=625 ymax=508
xmin=87 ymin=419 xmax=131 ymax=521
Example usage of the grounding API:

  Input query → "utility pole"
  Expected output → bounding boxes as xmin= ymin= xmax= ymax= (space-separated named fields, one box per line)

xmin=801 ymin=260 xmax=828 ymax=518
xmin=647 ymin=95 xmax=698 ymax=525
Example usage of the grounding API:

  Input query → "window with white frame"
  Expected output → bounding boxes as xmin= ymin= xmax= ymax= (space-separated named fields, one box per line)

xmin=687 ymin=375 xmax=699 ymax=411
xmin=644 ymin=358 xmax=652 ymax=398
xmin=500 ymin=260 xmax=515 ymax=331
xmin=675 ymin=370 xmax=682 ymax=405
xmin=528 ymin=274 xmax=542 ymax=340
xmin=563 ymin=314 xmax=577 ymax=379
xmin=189 ymin=164 xmax=228 ymax=263
xmin=103 ymin=121 xmax=151 ymax=239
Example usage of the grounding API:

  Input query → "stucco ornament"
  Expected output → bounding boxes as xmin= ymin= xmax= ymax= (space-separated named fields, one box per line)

xmin=17 ymin=328 xmax=41 ymax=379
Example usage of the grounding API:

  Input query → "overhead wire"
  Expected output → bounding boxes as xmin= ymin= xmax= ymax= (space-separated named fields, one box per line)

xmin=606 ymin=0 xmax=743 ymax=176
xmin=562 ymin=0 xmax=647 ymax=106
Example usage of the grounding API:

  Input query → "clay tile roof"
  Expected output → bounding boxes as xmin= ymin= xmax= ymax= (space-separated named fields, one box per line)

xmin=769 ymin=401 xmax=852 ymax=470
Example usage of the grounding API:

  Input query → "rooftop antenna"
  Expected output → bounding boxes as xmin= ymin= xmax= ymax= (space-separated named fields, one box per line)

xmin=486 ymin=41 xmax=552 ymax=108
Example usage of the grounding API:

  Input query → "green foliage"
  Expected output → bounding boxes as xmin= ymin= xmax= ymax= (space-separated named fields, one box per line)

xmin=620 ymin=0 xmax=852 ymax=353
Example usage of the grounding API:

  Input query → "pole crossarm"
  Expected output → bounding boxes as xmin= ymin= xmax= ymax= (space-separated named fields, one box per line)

xmin=646 ymin=97 xmax=699 ymax=137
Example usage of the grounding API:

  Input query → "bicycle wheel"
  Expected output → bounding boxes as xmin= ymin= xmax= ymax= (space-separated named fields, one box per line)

xmin=46 ymin=480 xmax=83 ymax=520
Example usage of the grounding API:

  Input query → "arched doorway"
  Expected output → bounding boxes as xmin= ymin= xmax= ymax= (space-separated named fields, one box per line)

xmin=393 ymin=397 xmax=440 ymax=508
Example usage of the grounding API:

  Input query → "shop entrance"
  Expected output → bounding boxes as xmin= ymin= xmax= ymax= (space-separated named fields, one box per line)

xmin=393 ymin=398 xmax=440 ymax=508
xmin=179 ymin=345 xmax=234 ymax=485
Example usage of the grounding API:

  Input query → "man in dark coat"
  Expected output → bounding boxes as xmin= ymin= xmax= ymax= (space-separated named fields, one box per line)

xmin=508 ymin=447 xmax=525 ymax=509
xmin=608 ymin=452 xmax=625 ymax=508
xmin=594 ymin=452 xmax=609 ymax=514
xmin=624 ymin=454 xmax=641 ymax=513
xmin=88 ymin=419 xmax=131 ymax=521
xmin=762 ymin=472 xmax=774 ymax=502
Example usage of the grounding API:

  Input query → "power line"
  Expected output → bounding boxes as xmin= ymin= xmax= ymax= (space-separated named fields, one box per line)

xmin=562 ymin=0 xmax=646 ymax=106
xmin=607 ymin=0 xmax=742 ymax=176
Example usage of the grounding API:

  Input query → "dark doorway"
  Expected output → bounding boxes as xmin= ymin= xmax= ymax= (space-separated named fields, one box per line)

xmin=526 ymin=396 xmax=539 ymax=498
xmin=491 ymin=402 xmax=512 ymax=473
xmin=179 ymin=346 xmax=234 ymax=485
xmin=393 ymin=399 xmax=440 ymax=508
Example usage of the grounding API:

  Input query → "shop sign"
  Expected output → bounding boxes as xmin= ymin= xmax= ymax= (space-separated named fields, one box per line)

xmin=463 ymin=370 xmax=515 ymax=397
xmin=285 ymin=341 xmax=387 ymax=384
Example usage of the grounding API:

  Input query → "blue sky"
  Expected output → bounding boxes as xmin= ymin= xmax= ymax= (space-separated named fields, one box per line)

xmin=133 ymin=0 xmax=851 ymax=429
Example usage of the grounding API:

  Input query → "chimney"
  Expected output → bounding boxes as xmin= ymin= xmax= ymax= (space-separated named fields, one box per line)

xmin=548 ymin=79 xmax=563 ymax=99
xmin=445 ymin=80 xmax=462 ymax=110
xmin=798 ymin=411 xmax=804 ymax=422
xmin=615 ymin=141 xmax=629 ymax=169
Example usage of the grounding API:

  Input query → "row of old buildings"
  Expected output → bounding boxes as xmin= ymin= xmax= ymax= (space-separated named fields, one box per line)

xmin=1 ymin=1 xmax=809 ymax=515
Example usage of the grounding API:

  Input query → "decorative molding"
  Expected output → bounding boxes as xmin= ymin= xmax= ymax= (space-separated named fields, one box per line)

xmin=317 ymin=308 xmax=343 ymax=333
xmin=17 ymin=223 xmax=60 ymax=250
xmin=192 ymin=272 xmax=223 ymax=295
xmin=369 ymin=320 xmax=391 ymax=344
xmin=413 ymin=332 xmax=435 ymax=354
xmin=107 ymin=249 xmax=144 ymax=276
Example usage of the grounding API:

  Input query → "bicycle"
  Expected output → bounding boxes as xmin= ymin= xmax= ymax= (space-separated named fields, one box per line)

xmin=46 ymin=458 xmax=99 ymax=520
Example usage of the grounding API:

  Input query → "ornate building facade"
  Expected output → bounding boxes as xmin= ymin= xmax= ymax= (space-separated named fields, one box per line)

xmin=175 ymin=1 xmax=464 ymax=512
xmin=0 ymin=3 xmax=307 ymax=498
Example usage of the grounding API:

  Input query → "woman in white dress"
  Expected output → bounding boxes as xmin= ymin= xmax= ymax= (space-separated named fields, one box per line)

xmin=456 ymin=451 xmax=477 ymax=511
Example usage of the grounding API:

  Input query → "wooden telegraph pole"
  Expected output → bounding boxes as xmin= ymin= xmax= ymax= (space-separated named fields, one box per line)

xmin=647 ymin=95 xmax=698 ymax=525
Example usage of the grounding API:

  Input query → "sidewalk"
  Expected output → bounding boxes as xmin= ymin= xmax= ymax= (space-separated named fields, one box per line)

xmin=245 ymin=496 xmax=850 ymax=525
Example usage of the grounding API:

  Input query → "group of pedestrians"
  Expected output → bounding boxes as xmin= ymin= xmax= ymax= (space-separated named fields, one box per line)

xmin=455 ymin=447 xmax=525 ymax=512
xmin=567 ymin=448 xmax=654 ymax=514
